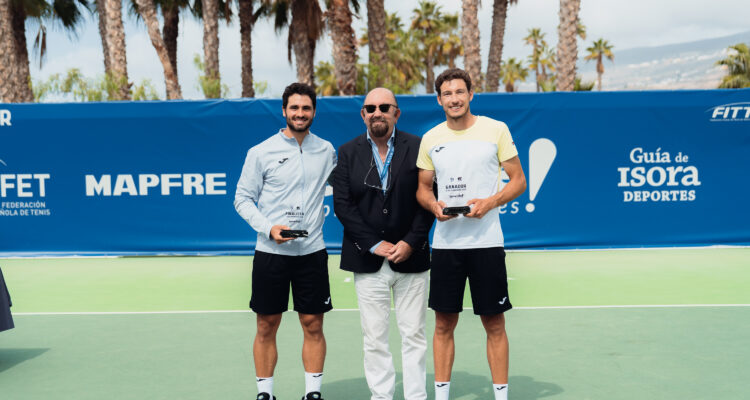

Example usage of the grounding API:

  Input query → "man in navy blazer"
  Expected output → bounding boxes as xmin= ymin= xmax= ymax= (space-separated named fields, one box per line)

xmin=332 ymin=88 xmax=434 ymax=400
xmin=0 ymin=267 xmax=13 ymax=333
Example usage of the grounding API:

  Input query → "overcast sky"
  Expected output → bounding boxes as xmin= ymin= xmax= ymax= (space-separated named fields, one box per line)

xmin=29 ymin=0 xmax=750 ymax=99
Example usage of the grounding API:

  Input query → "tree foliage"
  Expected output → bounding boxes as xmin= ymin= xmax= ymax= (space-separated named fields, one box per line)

xmin=500 ymin=57 xmax=527 ymax=92
xmin=33 ymin=68 xmax=159 ymax=101
xmin=584 ymin=38 xmax=614 ymax=91
xmin=193 ymin=53 xmax=229 ymax=98
xmin=716 ymin=43 xmax=750 ymax=89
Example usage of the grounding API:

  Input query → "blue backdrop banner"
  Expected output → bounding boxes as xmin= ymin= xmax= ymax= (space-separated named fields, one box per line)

xmin=1 ymin=90 xmax=749 ymax=256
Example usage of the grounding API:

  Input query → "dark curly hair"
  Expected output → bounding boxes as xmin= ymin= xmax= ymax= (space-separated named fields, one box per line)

xmin=435 ymin=68 xmax=472 ymax=95
xmin=282 ymin=83 xmax=317 ymax=110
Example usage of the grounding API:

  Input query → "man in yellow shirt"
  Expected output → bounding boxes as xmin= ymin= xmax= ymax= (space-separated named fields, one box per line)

xmin=416 ymin=68 xmax=527 ymax=400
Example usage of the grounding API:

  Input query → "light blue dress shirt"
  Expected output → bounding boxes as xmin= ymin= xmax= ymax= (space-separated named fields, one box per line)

xmin=366 ymin=128 xmax=395 ymax=254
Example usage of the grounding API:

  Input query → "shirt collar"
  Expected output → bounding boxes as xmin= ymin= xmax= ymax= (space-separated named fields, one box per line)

xmin=279 ymin=129 xmax=311 ymax=145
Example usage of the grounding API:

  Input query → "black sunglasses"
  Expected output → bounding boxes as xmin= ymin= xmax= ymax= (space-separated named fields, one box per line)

xmin=362 ymin=104 xmax=398 ymax=114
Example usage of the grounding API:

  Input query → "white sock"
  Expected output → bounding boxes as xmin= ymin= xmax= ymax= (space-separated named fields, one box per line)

xmin=305 ymin=371 xmax=323 ymax=394
xmin=256 ymin=376 xmax=273 ymax=397
xmin=493 ymin=383 xmax=508 ymax=400
xmin=435 ymin=381 xmax=450 ymax=400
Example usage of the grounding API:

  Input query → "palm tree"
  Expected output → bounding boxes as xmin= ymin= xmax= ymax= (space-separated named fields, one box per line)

xmin=524 ymin=28 xmax=546 ymax=92
xmin=7 ymin=0 xmax=34 ymax=102
xmin=105 ymin=0 xmax=131 ymax=99
xmin=359 ymin=12 xmax=423 ymax=93
xmin=239 ymin=0 xmax=266 ymax=97
xmin=267 ymin=0 xmax=325 ymax=86
xmin=437 ymin=15 xmax=462 ymax=69
xmin=96 ymin=0 xmax=111 ymax=75
xmin=159 ymin=0 xmax=191 ymax=81
xmin=327 ymin=0 xmax=358 ymax=95
xmin=411 ymin=1 xmax=456 ymax=93
xmin=1 ymin=0 xmax=21 ymax=102
xmin=461 ymin=0 xmax=481 ymax=90
xmin=382 ymin=13 xmax=423 ymax=93
xmin=5 ymin=0 xmax=90 ymax=102
xmin=556 ymin=0 xmax=580 ymax=91
xmin=485 ymin=0 xmax=518 ymax=92
xmin=584 ymin=38 xmax=614 ymax=91
xmin=201 ymin=0 xmax=220 ymax=97
xmin=186 ymin=0 xmax=235 ymax=97
xmin=135 ymin=0 xmax=182 ymax=98
xmin=539 ymin=45 xmax=555 ymax=86
xmin=716 ymin=43 xmax=750 ymax=88
xmin=127 ymin=0 xmax=191 ymax=81
xmin=366 ymin=0 xmax=386 ymax=86
xmin=500 ymin=57 xmax=527 ymax=92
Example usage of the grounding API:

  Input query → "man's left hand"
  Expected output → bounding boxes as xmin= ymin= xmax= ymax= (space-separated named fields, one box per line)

xmin=387 ymin=241 xmax=413 ymax=264
xmin=465 ymin=197 xmax=497 ymax=219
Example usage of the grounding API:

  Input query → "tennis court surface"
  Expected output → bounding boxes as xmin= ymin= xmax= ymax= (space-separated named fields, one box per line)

xmin=2 ymin=248 xmax=749 ymax=399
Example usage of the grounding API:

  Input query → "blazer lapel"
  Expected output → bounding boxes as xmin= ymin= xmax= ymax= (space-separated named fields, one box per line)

xmin=355 ymin=134 xmax=373 ymax=175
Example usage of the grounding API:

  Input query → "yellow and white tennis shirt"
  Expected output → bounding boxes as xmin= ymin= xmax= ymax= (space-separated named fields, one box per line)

xmin=417 ymin=116 xmax=518 ymax=249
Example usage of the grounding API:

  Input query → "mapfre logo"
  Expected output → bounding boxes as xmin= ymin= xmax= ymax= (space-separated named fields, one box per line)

xmin=0 ymin=110 xmax=11 ymax=127
xmin=707 ymin=103 xmax=750 ymax=122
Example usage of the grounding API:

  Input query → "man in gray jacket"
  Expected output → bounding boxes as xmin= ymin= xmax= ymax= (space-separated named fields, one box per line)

xmin=235 ymin=83 xmax=336 ymax=400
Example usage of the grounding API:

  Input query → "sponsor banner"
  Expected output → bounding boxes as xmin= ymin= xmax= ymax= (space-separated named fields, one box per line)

xmin=1 ymin=89 xmax=749 ymax=256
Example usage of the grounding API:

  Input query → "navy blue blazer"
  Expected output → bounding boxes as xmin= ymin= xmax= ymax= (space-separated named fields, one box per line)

xmin=332 ymin=130 xmax=434 ymax=273
xmin=0 ymin=267 xmax=14 ymax=332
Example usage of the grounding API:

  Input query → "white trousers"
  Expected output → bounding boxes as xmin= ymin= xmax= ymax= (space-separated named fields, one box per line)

xmin=354 ymin=259 xmax=429 ymax=400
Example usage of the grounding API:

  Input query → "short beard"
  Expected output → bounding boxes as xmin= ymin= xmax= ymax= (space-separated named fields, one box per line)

xmin=368 ymin=118 xmax=390 ymax=138
xmin=286 ymin=116 xmax=312 ymax=133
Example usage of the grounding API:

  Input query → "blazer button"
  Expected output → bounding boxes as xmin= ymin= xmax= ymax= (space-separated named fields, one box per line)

xmin=383 ymin=208 xmax=388 ymax=214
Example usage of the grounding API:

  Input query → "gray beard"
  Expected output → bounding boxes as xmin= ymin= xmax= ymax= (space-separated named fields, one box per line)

xmin=369 ymin=121 xmax=390 ymax=137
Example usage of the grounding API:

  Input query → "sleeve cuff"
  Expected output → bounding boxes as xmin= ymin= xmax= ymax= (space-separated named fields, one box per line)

xmin=369 ymin=241 xmax=382 ymax=254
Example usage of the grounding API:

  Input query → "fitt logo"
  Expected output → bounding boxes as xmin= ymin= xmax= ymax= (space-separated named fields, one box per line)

xmin=707 ymin=103 xmax=750 ymax=122
xmin=0 ymin=110 xmax=11 ymax=127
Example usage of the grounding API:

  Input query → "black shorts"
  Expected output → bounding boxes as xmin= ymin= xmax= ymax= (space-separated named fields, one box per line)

xmin=250 ymin=249 xmax=333 ymax=315
xmin=428 ymin=247 xmax=512 ymax=315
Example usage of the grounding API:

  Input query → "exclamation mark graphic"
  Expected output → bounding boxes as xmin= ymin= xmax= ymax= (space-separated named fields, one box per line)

xmin=525 ymin=138 xmax=557 ymax=212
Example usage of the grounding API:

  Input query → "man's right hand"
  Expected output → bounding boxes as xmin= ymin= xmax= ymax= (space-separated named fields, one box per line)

xmin=373 ymin=241 xmax=395 ymax=257
xmin=270 ymin=225 xmax=296 ymax=244
xmin=431 ymin=200 xmax=456 ymax=222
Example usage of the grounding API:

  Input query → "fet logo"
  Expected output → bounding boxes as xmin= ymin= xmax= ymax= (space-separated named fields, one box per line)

xmin=0 ymin=110 xmax=11 ymax=127
xmin=0 ymin=158 xmax=51 ymax=198
xmin=707 ymin=103 xmax=750 ymax=122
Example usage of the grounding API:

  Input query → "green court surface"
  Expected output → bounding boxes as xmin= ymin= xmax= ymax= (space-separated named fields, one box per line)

xmin=1 ymin=248 xmax=749 ymax=399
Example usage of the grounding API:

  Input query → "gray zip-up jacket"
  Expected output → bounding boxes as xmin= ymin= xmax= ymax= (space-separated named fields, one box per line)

xmin=235 ymin=130 xmax=336 ymax=256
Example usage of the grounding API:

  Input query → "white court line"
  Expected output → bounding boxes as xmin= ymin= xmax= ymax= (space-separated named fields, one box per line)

xmin=2 ymin=245 xmax=749 ymax=259
xmin=13 ymin=304 xmax=750 ymax=316
xmin=514 ymin=304 xmax=750 ymax=310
